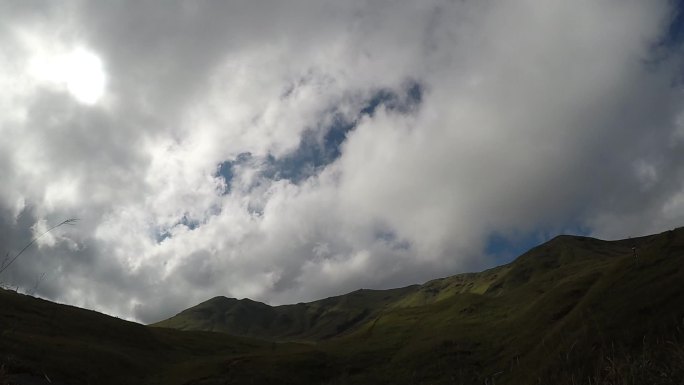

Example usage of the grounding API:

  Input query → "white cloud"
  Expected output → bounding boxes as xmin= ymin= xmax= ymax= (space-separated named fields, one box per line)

xmin=0 ymin=0 xmax=682 ymax=323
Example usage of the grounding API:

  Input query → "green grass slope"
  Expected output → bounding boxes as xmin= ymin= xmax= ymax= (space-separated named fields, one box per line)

xmin=314 ymin=229 xmax=684 ymax=384
xmin=153 ymin=234 xmax=640 ymax=341
xmin=0 ymin=289 xmax=327 ymax=385
xmin=2 ymin=227 xmax=683 ymax=384
xmin=156 ymin=227 xmax=684 ymax=384
xmin=152 ymin=285 xmax=419 ymax=340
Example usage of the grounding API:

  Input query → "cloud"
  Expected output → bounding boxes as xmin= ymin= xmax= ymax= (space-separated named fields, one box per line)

xmin=0 ymin=0 xmax=682 ymax=323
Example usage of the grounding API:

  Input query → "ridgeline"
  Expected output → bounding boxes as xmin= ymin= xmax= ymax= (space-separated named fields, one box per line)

xmin=2 ymin=228 xmax=683 ymax=384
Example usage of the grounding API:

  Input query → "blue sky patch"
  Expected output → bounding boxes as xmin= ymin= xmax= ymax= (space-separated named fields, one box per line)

xmin=485 ymin=224 xmax=592 ymax=265
xmin=667 ymin=0 xmax=684 ymax=45
xmin=154 ymin=214 xmax=201 ymax=243
xmin=261 ymin=114 xmax=356 ymax=183
xmin=215 ymin=152 xmax=253 ymax=194
xmin=652 ymin=1 xmax=684 ymax=49
xmin=361 ymin=81 xmax=423 ymax=116
xmin=262 ymin=81 xmax=424 ymax=184
xmin=213 ymin=81 xmax=424 ymax=187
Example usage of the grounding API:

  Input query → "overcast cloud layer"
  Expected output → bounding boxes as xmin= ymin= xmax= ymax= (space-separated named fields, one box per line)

xmin=1 ymin=0 xmax=683 ymax=323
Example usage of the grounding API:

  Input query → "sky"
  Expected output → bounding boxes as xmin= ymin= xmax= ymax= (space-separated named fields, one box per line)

xmin=0 ymin=0 xmax=683 ymax=323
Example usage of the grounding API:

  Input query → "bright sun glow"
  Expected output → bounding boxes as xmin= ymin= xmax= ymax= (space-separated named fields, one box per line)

xmin=30 ymin=47 xmax=107 ymax=105
xmin=62 ymin=48 xmax=107 ymax=105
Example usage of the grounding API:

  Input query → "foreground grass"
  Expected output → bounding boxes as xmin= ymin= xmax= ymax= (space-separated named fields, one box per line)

xmin=538 ymin=332 xmax=684 ymax=385
xmin=0 ymin=218 xmax=77 ymax=278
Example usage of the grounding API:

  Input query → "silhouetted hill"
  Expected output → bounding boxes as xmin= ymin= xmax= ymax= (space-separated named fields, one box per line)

xmin=2 ymin=227 xmax=684 ymax=384
xmin=154 ymin=285 xmax=418 ymax=340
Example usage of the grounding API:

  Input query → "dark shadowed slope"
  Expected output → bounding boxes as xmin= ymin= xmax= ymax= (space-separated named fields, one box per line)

xmin=156 ymin=230 xmax=678 ymax=341
xmin=313 ymin=228 xmax=684 ymax=384
xmin=154 ymin=227 xmax=684 ymax=384
xmin=0 ymin=288 xmax=322 ymax=385
xmin=152 ymin=285 xmax=419 ymax=340
xmin=2 ymin=227 xmax=683 ymax=384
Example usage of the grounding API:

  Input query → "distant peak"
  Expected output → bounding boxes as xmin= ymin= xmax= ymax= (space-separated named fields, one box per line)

xmin=208 ymin=295 xmax=233 ymax=301
xmin=548 ymin=234 xmax=594 ymax=241
xmin=200 ymin=296 xmax=239 ymax=306
xmin=209 ymin=295 xmax=226 ymax=300
xmin=543 ymin=234 xmax=602 ymax=247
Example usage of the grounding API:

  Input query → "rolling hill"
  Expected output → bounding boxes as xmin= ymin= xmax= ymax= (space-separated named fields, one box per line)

xmin=2 ymin=227 xmax=684 ymax=384
xmin=152 ymin=285 xmax=419 ymax=341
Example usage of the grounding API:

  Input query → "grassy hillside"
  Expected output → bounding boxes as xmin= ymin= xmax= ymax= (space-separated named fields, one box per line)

xmin=319 ymin=230 xmax=684 ymax=384
xmin=0 ymin=288 xmax=333 ymax=384
xmin=153 ymin=285 xmax=419 ymax=340
xmin=2 ymin=227 xmax=684 ymax=384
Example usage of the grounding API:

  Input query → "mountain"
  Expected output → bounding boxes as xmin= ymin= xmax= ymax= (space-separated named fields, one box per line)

xmin=152 ymin=286 xmax=418 ymax=340
xmin=152 ymin=269 xmax=508 ymax=341
xmin=155 ymin=230 xmax=682 ymax=339
xmin=2 ymin=227 xmax=684 ymax=384
xmin=0 ymin=285 xmax=275 ymax=385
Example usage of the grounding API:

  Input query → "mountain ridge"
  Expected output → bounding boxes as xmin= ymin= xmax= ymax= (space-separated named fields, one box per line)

xmin=2 ymin=226 xmax=683 ymax=384
xmin=153 ymin=228 xmax=682 ymax=343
